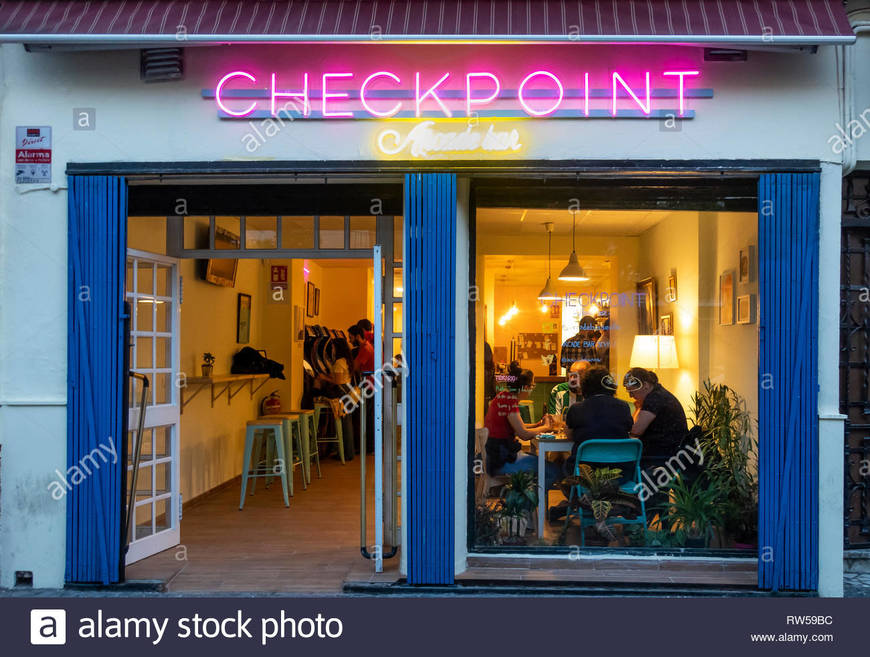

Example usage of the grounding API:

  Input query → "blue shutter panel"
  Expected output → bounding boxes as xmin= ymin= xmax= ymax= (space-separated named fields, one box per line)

xmin=405 ymin=173 xmax=456 ymax=585
xmin=758 ymin=173 xmax=819 ymax=591
xmin=66 ymin=175 xmax=127 ymax=584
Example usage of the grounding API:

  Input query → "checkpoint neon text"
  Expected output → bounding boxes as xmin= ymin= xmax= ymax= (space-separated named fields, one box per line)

xmin=214 ymin=69 xmax=701 ymax=118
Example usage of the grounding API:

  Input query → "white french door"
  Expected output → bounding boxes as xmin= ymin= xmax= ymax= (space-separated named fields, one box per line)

xmin=125 ymin=250 xmax=181 ymax=564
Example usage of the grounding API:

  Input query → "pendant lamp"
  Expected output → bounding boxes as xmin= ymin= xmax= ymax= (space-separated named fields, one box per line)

xmin=538 ymin=222 xmax=561 ymax=301
xmin=558 ymin=210 xmax=590 ymax=282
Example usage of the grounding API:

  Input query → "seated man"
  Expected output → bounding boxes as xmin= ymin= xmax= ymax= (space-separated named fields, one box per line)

xmin=546 ymin=359 xmax=591 ymax=419
xmin=623 ymin=367 xmax=688 ymax=472
xmin=549 ymin=367 xmax=633 ymax=521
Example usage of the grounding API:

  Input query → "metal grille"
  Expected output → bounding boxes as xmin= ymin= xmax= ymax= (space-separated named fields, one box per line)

xmin=842 ymin=172 xmax=870 ymax=549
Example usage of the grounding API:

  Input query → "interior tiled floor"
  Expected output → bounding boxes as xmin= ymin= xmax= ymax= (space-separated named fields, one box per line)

xmin=126 ymin=454 xmax=398 ymax=593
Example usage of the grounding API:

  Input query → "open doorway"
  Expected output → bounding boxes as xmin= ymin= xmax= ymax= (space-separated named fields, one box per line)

xmin=122 ymin=210 xmax=401 ymax=593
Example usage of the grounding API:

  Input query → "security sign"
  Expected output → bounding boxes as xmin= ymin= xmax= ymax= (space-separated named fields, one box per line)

xmin=15 ymin=126 xmax=51 ymax=184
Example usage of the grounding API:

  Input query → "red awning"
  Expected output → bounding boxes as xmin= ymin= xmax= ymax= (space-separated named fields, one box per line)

xmin=0 ymin=1 xmax=856 ymax=46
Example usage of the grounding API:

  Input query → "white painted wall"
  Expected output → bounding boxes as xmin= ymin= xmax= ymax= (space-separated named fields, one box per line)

xmin=0 ymin=41 xmax=849 ymax=589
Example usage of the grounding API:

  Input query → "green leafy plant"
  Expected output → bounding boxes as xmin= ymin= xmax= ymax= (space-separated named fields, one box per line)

xmin=626 ymin=525 xmax=688 ymax=548
xmin=690 ymin=380 xmax=758 ymax=544
xmin=564 ymin=464 xmax=639 ymax=541
xmin=202 ymin=352 xmax=216 ymax=366
xmin=501 ymin=471 xmax=537 ymax=517
xmin=659 ymin=475 xmax=724 ymax=546
xmin=474 ymin=504 xmax=503 ymax=546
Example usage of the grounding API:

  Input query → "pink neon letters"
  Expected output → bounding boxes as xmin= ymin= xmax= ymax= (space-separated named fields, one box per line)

xmin=214 ymin=69 xmax=701 ymax=118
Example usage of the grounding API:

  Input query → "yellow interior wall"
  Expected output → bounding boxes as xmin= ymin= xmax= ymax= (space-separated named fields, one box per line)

xmin=637 ymin=212 xmax=701 ymax=411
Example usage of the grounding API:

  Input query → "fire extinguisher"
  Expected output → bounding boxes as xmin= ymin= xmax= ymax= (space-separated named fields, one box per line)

xmin=260 ymin=390 xmax=282 ymax=416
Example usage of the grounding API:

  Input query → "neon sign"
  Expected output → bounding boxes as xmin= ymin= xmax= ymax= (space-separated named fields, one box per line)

xmin=205 ymin=69 xmax=709 ymax=120
xmin=376 ymin=121 xmax=522 ymax=158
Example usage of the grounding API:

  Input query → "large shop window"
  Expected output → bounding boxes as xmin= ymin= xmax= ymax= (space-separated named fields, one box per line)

xmin=472 ymin=202 xmax=759 ymax=553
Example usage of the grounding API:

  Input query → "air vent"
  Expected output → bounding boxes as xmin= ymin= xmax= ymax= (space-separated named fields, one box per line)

xmin=704 ymin=48 xmax=747 ymax=62
xmin=140 ymin=48 xmax=184 ymax=83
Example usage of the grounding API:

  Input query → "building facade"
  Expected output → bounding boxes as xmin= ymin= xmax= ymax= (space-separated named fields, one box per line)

xmin=0 ymin=0 xmax=867 ymax=597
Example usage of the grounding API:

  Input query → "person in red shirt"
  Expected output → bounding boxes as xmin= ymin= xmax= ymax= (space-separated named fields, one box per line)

xmin=348 ymin=324 xmax=375 ymax=454
xmin=357 ymin=318 xmax=375 ymax=346
xmin=348 ymin=325 xmax=374 ymax=377
xmin=484 ymin=363 xmax=559 ymax=488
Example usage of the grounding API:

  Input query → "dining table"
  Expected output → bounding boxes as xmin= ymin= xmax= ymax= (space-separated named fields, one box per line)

xmin=530 ymin=433 xmax=574 ymax=537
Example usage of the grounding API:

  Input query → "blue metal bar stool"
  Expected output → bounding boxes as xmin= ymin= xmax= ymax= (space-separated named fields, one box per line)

xmin=261 ymin=412 xmax=307 ymax=493
xmin=313 ymin=402 xmax=345 ymax=464
xmin=240 ymin=419 xmax=289 ymax=509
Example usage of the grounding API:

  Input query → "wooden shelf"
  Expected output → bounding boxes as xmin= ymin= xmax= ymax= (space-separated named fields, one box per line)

xmin=181 ymin=373 xmax=271 ymax=413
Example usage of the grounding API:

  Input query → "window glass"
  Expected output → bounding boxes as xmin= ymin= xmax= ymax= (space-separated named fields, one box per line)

xmin=319 ymin=216 xmax=345 ymax=249
xmin=472 ymin=201 xmax=759 ymax=555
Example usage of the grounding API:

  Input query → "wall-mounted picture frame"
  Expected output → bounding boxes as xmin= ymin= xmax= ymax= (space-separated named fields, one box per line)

xmin=737 ymin=294 xmax=757 ymax=324
xmin=665 ymin=271 xmax=678 ymax=303
xmin=314 ymin=287 xmax=321 ymax=316
xmin=659 ymin=313 xmax=674 ymax=336
xmin=306 ymin=281 xmax=316 ymax=317
xmin=237 ymin=293 xmax=251 ymax=343
xmin=739 ymin=245 xmax=757 ymax=284
xmin=293 ymin=304 xmax=304 ymax=341
xmin=719 ymin=270 xmax=735 ymax=325
xmin=636 ymin=277 xmax=658 ymax=335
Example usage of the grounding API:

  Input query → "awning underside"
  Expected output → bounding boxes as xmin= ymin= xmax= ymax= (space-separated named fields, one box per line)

xmin=0 ymin=1 xmax=856 ymax=45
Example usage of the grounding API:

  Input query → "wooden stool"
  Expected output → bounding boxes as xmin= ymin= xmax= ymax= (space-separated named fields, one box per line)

xmin=240 ymin=419 xmax=289 ymax=509
xmin=286 ymin=409 xmax=321 ymax=480
xmin=313 ymin=402 xmax=345 ymax=464
xmin=261 ymin=413 xmax=307 ymax=492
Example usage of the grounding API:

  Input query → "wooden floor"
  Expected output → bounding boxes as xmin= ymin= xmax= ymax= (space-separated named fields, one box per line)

xmin=126 ymin=454 xmax=398 ymax=593
xmin=126 ymin=455 xmax=756 ymax=593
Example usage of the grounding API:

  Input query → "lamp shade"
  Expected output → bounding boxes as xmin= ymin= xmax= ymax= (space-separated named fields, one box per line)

xmin=537 ymin=277 xmax=561 ymax=301
xmin=629 ymin=335 xmax=679 ymax=369
xmin=558 ymin=251 xmax=590 ymax=281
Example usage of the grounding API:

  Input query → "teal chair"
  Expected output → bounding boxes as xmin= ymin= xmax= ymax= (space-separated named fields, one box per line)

xmin=564 ymin=438 xmax=647 ymax=546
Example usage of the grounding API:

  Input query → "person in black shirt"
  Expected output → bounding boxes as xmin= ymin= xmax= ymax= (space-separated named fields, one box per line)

xmin=564 ymin=367 xmax=633 ymax=461
xmin=549 ymin=367 xmax=633 ymax=522
xmin=622 ymin=367 xmax=688 ymax=471
xmin=559 ymin=315 xmax=600 ymax=371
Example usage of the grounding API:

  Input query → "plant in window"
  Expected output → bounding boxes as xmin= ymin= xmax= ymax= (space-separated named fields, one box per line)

xmin=474 ymin=504 xmax=503 ymax=546
xmin=690 ymin=380 xmax=758 ymax=546
xmin=498 ymin=471 xmax=538 ymax=542
xmin=658 ymin=475 xmax=724 ymax=548
xmin=201 ymin=352 xmax=216 ymax=377
xmin=564 ymin=464 xmax=640 ymax=541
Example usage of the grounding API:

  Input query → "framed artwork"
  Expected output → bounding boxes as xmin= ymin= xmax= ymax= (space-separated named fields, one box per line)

xmin=636 ymin=277 xmax=658 ymax=335
xmin=293 ymin=305 xmax=304 ymax=341
xmin=665 ymin=270 xmax=678 ymax=303
xmin=314 ymin=287 xmax=321 ymax=316
xmin=659 ymin=314 xmax=674 ymax=336
xmin=739 ymin=245 xmax=757 ymax=284
xmin=236 ymin=293 xmax=251 ymax=343
xmin=719 ymin=271 xmax=735 ymax=325
xmin=737 ymin=294 xmax=757 ymax=324
xmin=306 ymin=281 xmax=316 ymax=317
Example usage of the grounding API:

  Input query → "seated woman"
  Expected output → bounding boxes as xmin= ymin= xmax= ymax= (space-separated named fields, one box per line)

xmin=622 ymin=367 xmax=688 ymax=471
xmin=484 ymin=363 xmax=559 ymax=487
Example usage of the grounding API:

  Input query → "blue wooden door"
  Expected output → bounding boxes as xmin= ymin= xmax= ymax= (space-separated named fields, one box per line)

xmin=404 ymin=173 xmax=457 ymax=585
xmin=66 ymin=175 xmax=128 ymax=584
xmin=758 ymin=173 xmax=819 ymax=591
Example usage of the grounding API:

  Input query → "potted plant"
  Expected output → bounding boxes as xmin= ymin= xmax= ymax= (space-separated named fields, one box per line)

xmin=201 ymin=352 xmax=215 ymax=377
xmin=474 ymin=504 xmax=503 ymax=546
xmin=498 ymin=471 xmax=538 ymax=542
xmin=660 ymin=475 xmax=724 ymax=548
xmin=564 ymin=464 xmax=640 ymax=542
xmin=690 ymin=380 xmax=758 ymax=547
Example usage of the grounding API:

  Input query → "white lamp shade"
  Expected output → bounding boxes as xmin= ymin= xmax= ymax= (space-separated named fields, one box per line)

xmin=558 ymin=251 xmax=590 ymax=282
xmin=629 ymin=335 xmax=679 ymax=369
xmin=537 ymin=277 xmax=561 ymax=301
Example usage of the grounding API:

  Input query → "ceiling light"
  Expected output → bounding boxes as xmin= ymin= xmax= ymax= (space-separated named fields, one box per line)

xmin=558 ymin=210 xmax=590 ymax=282
xmin=538 ymin=222 xmax=562 ymax=301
